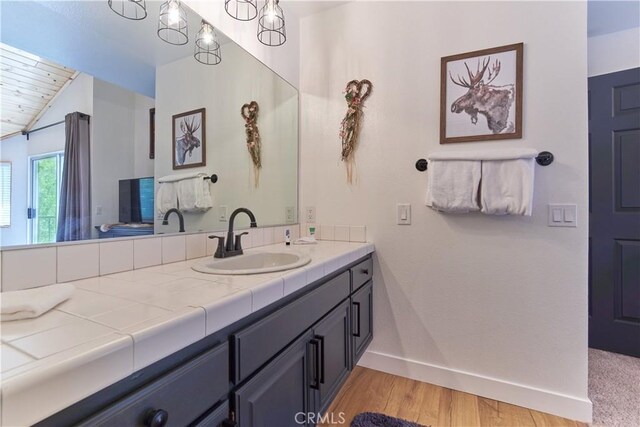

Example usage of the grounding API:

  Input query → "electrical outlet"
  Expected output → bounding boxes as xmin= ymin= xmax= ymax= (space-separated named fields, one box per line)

xmin=219 ymin=205 xmax=228 ymax=222
xmin=285 ymin=206 xmax=295 ymax=223
xmin=305 ymin=206 xmax=316 ymax=223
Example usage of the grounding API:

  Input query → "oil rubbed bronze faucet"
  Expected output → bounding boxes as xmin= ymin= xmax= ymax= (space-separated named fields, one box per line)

xmin=162 ymin=208 xmax=185 ymax=232
xmin=209 ymin=207 xmax=257 ymax=258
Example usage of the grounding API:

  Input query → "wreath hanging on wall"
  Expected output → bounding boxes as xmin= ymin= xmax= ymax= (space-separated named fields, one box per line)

xmin=241 ymin=101 xmax=262 ymax=188
xmin=339 ymin=79 xmax=373 ymax=184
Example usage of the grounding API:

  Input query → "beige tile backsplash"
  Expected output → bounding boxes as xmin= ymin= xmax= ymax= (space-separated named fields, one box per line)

xmin=0 ymin=223 xmax=366 ymax=292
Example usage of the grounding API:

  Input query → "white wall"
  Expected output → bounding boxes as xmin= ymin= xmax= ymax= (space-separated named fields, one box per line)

xmin=300 ymin=1 xmax=590 ymax=422
xmin=0 ymin=73 xmax=94 ymax=246
xmin=588 ymin=27 xmax=640 ymax=77
xmin=185 ymin=0 xmax=300 ymax=88
xmin=91 ymin=79 xmax=155 ymax=234
xmin=154 ymin=42 xmax=298 ymax=234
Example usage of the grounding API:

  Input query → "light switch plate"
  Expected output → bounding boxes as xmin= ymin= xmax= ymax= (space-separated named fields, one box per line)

xmin=548 ymin=204 xmax=577 ymax=227
xmin=397 ymin=203 xmax=411 ymax=225
xmin=219 ymin=206 xmax=227 ymax=222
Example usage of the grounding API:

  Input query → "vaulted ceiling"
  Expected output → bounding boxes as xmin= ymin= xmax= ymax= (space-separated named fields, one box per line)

xmin=0 ymin=43 xmax=77 ymax=140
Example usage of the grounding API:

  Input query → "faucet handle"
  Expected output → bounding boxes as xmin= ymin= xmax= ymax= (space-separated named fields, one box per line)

xmin=208 ymin=235 xmax=226 ymax=258
xmin=234 ymin=232 xmax=249 ymax=251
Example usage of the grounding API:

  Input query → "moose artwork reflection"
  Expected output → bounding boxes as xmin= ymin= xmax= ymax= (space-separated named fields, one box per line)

xmin=440 ymin=43 xmax=523 ymax=144
xmin=173 ymin=108 xmax=206 ymax=169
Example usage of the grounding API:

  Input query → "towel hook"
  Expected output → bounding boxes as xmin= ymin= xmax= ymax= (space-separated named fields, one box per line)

xmin=415 ymin=151 xmax=554 ymax=171
xmin=203 ymin=174 xmax=218 ymax=183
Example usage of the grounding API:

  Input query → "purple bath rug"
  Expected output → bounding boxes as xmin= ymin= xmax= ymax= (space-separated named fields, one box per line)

xmin=350 ymin=412 xmax=428 ymax=427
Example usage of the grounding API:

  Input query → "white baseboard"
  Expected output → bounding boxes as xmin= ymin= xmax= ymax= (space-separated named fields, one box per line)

xmin=357 ymin=350 xmax=592 ymax=423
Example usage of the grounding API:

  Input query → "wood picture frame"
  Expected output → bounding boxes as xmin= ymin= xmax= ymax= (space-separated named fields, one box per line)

xmin=172 ymin=108 xmax=206 ymax=170
xmin=440 ymin=42 xmax=523 ymax=144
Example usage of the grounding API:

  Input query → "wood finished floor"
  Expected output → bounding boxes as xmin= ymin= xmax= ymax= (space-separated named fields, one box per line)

xmin=320 ymin=367 xmax=586 ymax=427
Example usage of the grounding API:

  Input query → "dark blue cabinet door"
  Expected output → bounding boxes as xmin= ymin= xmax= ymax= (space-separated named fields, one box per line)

xmin=352 ymin=281 xmax=373 ymax=365
xmin=313 ymin=300 xmax=351 ymax=413
xmin=235 ymin=331 xmax=315 ymax=427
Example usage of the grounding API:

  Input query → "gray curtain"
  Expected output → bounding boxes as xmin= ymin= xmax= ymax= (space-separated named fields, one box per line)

xmin=56 ymin=112 xmax=91 ymax=242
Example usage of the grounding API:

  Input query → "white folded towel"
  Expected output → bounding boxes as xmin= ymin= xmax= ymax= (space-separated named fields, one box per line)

xmin=481 ymin=157 xmax=535 ymax=216
xmin=156 ymin=182 xmax=178 ymax=215
xmin=426 ymin=148 xmax=537 ymax=216
xmin=426 ymin=159 xmax=481 ymax=213
xmin=1 ymin=283 xmax=75 ymax=322
xmin=197 ymin=179 xmax=213 ymax=211
xmin=177 ymin=176 xmax=213 ymax=212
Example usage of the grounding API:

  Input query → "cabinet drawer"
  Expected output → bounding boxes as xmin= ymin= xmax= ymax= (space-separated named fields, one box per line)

xmin=351 ymin=257 xmax=372 ymax=293
xmin=78 ymin=342 xmax=229 ymax=427
xmin=233 ymin=271 xmax=350 ymax=383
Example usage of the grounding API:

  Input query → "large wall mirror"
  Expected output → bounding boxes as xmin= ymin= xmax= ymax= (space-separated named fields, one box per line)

xmin=0 ymin=0 xmax=298 ymax=248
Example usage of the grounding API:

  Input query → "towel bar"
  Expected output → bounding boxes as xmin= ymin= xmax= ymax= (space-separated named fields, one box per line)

xmin=415 ymin=151 xmax=554 ymax=171
xmin=157 ymin=174 xmax=218 ymax=183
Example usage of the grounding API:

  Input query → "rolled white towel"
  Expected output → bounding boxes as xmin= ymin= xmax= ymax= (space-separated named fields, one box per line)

xmin=1 ymin=283 xmax=75 ymax=322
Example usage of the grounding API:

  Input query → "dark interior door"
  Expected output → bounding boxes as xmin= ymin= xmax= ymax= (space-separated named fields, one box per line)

xmin=589 ymin=67 xmax=640 ymax=357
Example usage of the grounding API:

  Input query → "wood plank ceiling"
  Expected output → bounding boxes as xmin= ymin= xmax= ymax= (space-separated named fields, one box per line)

xmin=0 ymin=42 xmax=77 ymax=140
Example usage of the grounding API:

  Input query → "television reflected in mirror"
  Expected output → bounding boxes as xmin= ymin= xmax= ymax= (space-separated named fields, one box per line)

xmin=0 ymin=0 xmax=298 ymax=248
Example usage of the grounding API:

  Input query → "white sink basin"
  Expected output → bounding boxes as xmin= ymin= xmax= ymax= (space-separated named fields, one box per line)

xmin=192 ymin=251 xmax=311 ymax=275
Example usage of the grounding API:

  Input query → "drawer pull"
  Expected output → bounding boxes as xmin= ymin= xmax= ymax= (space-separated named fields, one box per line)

xmin=309 ymin=338 xmax=321 ymax=390
xmin=360 ymin=268 xmax=369 ymax=275
xmin=352 ymin=302 xmax=361 ymax=337
xmin=315 ymin=335 xmax=325 ymax=384
xmin=145 ymin=408 xmax=169 ymax=427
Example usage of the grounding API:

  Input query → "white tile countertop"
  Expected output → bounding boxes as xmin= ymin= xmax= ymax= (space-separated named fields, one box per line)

xmin=0 ymin=241 xmax=374 ymax=426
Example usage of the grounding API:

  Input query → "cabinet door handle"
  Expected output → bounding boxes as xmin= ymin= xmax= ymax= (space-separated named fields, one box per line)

xmin=361 ymin=268 xmax=369 ymax=275
xmin=352 ymin=302 xmax=361 ymax=337
xmin=315 ymin=335 xmax=325 ymax=384
xmin=309 ymin=338 xmax=321 ymax=390
xmin=144 ymin=408 xmax=169 ymax=427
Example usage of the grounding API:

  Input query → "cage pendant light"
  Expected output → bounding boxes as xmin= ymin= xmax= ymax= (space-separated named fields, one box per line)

xmin=225 ymin=0 xmax=258 ymax=21
xmin=158 ymin=0 xmax=188 ymax=45
xmin=194 ymin=21 xmax=222 ymax=65
xmin=108 ymin=0 xmax=147 ymax=20
xmin=257 ymin=0 xmax=286 ymax=47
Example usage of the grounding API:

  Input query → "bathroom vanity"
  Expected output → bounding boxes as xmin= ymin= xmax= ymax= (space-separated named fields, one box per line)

xmin=1 ymin=242 xmax=373 ymax=427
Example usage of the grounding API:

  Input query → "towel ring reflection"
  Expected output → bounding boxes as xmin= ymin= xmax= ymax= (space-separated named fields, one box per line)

xmin=415 ymin=151 xmax=554 ymax=172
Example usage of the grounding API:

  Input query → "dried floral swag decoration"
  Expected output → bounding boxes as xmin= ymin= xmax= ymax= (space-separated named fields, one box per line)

xmin=241 ymin=101 xmax=262 ymax=187
xmin=339 ymin=79 xmax=373 ymax=184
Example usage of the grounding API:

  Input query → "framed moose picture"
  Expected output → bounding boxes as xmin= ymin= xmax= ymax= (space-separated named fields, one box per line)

xmin=172 ymin=108 xmax=206 ymax=169
xmin=440 ymin=43 xmax=523 ymax=144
